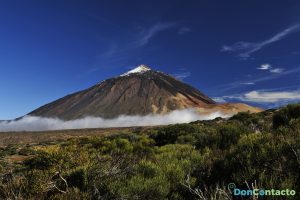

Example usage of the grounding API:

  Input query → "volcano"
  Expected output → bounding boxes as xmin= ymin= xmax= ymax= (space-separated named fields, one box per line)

xmin=28 ymin=65 xmax=261 ymax=120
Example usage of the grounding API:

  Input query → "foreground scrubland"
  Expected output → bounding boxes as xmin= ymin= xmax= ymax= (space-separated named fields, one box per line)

xmin=1 ymin=104 xmax=300 ymax=200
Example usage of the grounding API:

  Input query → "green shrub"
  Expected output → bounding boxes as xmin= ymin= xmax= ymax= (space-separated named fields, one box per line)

xmin=24 ymin=152 xmax=60 ymax=170
xmin=67 ymin=168 xmax=88 ymax=190
xmin=149 ymin=124 xmax=198 ymax=146
xmin=273 ymin=104 xmax=300 ymax=128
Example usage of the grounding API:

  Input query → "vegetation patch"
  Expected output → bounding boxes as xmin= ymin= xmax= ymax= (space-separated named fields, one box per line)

xmin=0 ymin=103 xmax=300 ymax=199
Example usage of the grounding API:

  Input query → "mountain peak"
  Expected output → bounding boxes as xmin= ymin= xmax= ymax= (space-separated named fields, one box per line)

xmin=28 ymin=64 xmax=262 ymax=120
xmin=121 ymin=64 xmax=152 ymax=76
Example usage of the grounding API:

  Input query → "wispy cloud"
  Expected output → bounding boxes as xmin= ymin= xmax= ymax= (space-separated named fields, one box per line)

xmin=136 ymin=22 xmax=177 ymax=46
xmin=221 ymin=24 xmax=300 ymax=59
xmin=256 ymin=63 xmax=284 ymax=74
xmin=241 ymin=82 xmax=255 ymax=85
xmin=88 ymin=22 xmax=178 ymax=73
xmin=172 ymin=71 xmax=191 ymax=80
xmin=249 ymin=66 xmax=299 ymax=82
xmin=257 ymin=64 xmax=271 ymax=70
xmin=270 ymin=68 xmax=284 ymax=73
xmin=217 ymin=66 xmax=300 ymax=92
xmin=223 ymin=90 xmax=300 ymax=103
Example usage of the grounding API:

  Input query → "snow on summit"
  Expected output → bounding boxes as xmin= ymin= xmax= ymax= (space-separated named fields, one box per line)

xmin=121 ymin=65 xmax=151 ymax=76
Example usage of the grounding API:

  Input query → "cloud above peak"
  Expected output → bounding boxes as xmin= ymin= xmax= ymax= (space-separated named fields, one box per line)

xmin=89 ymin=21 xmax=178 ymax=72
xmin=221 ymin=24 xmax=300 ymax=59
xmin=137 ymin=22 xmax=177 ymax=46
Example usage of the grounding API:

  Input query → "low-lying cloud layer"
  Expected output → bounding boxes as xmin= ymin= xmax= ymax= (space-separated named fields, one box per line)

xmin=0 ymin=109 xmax=229 ymax=132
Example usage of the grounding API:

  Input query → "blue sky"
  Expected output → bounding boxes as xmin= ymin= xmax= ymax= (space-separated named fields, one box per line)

xmin=1 ymin=0 xmax=300 ymax=119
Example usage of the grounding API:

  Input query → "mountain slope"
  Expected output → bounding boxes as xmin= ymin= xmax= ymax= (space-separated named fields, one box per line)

xmin=29 ymin=65 xmax=220 ymax=120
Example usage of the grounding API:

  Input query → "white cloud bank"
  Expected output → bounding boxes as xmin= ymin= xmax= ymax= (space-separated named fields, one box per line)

xmin=241 ymin=91 xmax=300 ymax=103
xmin=0 ymin=109 xmax=229 ymax=132
xmin=224 ymin=90 xmax=300 ymax=103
